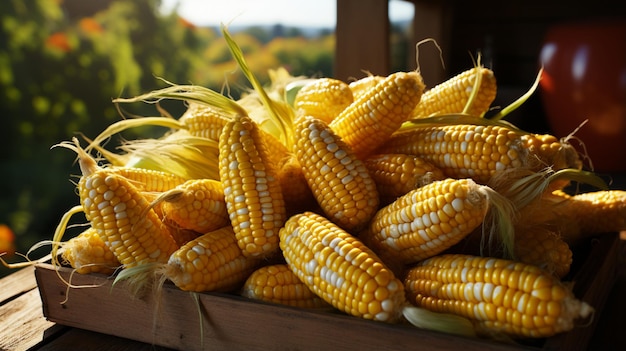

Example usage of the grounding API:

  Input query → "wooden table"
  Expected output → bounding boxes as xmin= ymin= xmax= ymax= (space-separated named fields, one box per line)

xmin=1 ymin=236 xmax=625 ymax=351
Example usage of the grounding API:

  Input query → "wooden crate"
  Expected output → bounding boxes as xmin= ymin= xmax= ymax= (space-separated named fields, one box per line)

xmin=35 ymin=233 xmax=621 ymax=351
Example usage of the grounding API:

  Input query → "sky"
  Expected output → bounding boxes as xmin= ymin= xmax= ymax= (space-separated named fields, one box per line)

xmin=159 ymin=0 xmax=414 ymax=28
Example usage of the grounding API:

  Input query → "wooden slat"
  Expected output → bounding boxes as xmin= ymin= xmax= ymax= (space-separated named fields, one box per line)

xmin=0 ymin=288 xmax=57 ymax=351
xmin=0 ymin=265 xmax=37 ymax=304
xmin=334 ymin=0 xmax=390 ymax=81
xmin=36 ymin=328 xmax=174 ymax=351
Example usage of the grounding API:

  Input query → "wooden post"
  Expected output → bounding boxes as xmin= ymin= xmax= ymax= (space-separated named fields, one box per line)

xmin=408 ymin=0 xmax=452 ymax=88
xmin=334 ymin=0 xmax=390 ymax=81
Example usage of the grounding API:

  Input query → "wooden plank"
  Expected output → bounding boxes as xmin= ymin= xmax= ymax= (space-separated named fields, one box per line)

xmin=0 ymin=265 xmax=37 ymax=304
xmin=0 ymin=288 xmax=57 ymax=351
xmin=36 ymin=328 xmax=174 ymax=351
xmin=334 ymin=0 xmax=390 ymax=81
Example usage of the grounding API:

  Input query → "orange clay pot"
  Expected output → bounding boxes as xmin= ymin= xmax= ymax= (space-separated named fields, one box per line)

xmin=539 ymin=20 xmax=626 ymax=173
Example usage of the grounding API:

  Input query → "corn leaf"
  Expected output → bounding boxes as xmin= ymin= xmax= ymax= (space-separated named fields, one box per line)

xmin=488 ymin=68 xmax=543 ymax=121
xmin=400 ymin=114 xmax=526 ymax=133
xmin=221 ymin=24 xmax=294 ymax=148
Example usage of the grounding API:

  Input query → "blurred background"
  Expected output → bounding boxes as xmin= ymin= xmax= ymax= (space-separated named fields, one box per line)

xmin=1 ymin=0 xmax=624 ymax=276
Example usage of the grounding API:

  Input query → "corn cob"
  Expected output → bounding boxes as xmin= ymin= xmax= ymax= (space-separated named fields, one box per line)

xmin=513 ymin=226 xmax=572 ymax=278
xmin=260 ymin=131 xmax=292 ymax=167
xmin=279 ymin=211 xmax=476 ymax=336
xmin=162 ymin=226 xmax=260 ymax=292
xmin=63 ymin=138 xmax=178 ymax=268
xmin=329 ymin=71 xmax=425 ymax=159
xmin=521 ymin=133 xmax=582 ymax=178
xmin=517 ymin=189 xmax=626 ymax=245
xmin=363 ymin=153 xmax=446 ymax=205
xmin=294 ymin=115 xmax=379 ymax=232
xmin=348 ymin=74 xmax=384 ymax=101
xmin=61 ymin=227 xmax=120 ymax=275
xmin=151 ymin=178 xmax=229 ymax=234
xmin=179 ymin=103 xmax=231 ymax=141
xmin=403 ymin=254 xmax=593 ymax=338
xmin=241 ymin=264 xmax=331 ymax=309
xmin=454 ymin=223 xmax=573 ymax=279
xmin=410 ymin=66 xmax=497 ymax=118
xmin=80 ymin=169 xmax=178 ymax=267
xmin=365 ymin=178 xmax=515 ymax=266
xmin=378 ymin=124 xmax=581 ymax=184
xmin=218 ymin=114 xmax=286 ymax=258
xmin=294 ymin=78 xmax=354 ymax=124
xmin=280 ymin=211 xmax=404 ymax=321
xmin=276 ymin=153 xmax=316 ymax=214
xmin=105 ymin=167 xmax=186 ymax=192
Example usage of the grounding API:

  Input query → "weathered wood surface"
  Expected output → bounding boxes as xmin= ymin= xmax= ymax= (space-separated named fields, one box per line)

xmin=0 ymin=265 xmax=57 ymax=351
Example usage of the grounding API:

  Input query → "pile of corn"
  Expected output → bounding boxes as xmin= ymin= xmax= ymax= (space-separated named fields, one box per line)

xmin=45 ymin=28 xmax=626 ymax=343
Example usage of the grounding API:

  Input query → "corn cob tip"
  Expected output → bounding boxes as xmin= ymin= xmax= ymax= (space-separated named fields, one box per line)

xmin=163 ymin=227 xmax=261 ymax=292
xmin=52 ymin=137 xmax=100 ymax=177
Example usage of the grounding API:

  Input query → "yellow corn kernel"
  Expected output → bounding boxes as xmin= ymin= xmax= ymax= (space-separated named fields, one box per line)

xmin=279 ymin=212 xmax=477 ymax=337
xmin=363 ymin=153 xmax=446 ymax=205
xmin=520 ymin=133 xmax=582 ymax=175
xmin=410 ymin=66 xmax=497 ymax=118
xmin=518 ymin=189 xmax=626 ymax=245
xmin=294 ymin=78 xmax=354 ymax=124
xmin=366 ymin=178 xmax=513 ymax=266
xmin=164 ymin=226 xmax=260 ymax=292
xmin=564 ymin=190 xmax=626 ymax=237
xmin=179 ymin=103 xmax=230 ymax=141
xmin=79 ymin=168 xmax=179 ymax=267
xmin=379 ymin=124 xmax=524 ymax=184
xmin=218 ymin=114 xmax=287 ymax=258
xmin=61 ymin=227 xmax=120 ymax=275
xmin=242 ymin=264 xmax=331 ymax=309
xmin=330 ymin=71 xmax=425 ymax=159
xmin=294 ymin=115 xmax=379 ymax=232
xmin=348 ymin=74 xmax=384 ymax=101
xmin=404 ymin=254 xmax=593 ymax=338
xmin=65 ymin=137 xmax=178 ymax=268
xmin=279 ymin=212 xmax=407 ymax=322
xmin=379 ymin=124 xmax=557 ymax=184
xmin=513 ymin=226 xmax=572 ymax=278
xmin=260 ymin=130 xmax=292 ymax=168
xmin=276 ymin=153 xmax=316 ymax=214
xmin=106 ymin=167 xmax=186 ymax=192
xmin=157 ymin=178 xmax=229 ymax=234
